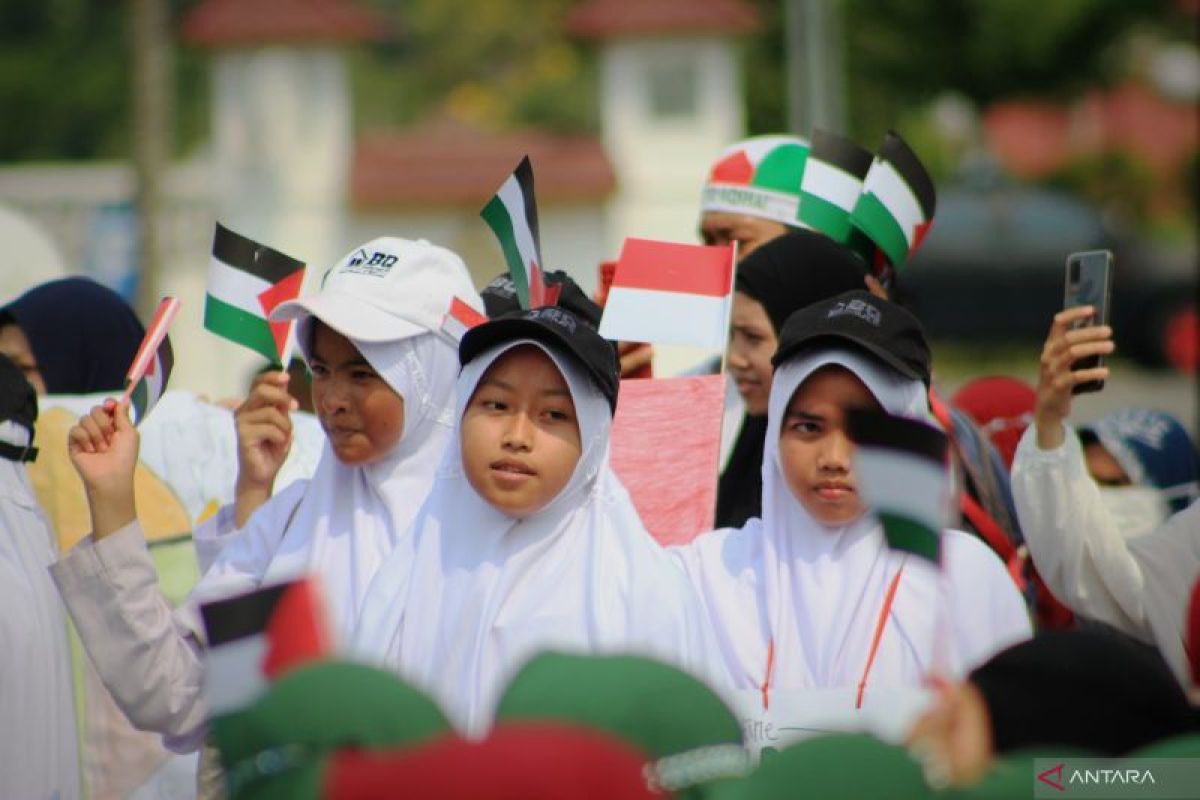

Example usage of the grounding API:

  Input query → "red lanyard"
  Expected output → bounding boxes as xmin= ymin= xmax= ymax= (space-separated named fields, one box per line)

xmin=760 ymin=565 xmax=906 ymax=711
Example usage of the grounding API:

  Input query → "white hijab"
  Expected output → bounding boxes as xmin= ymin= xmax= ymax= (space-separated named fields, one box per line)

xmin=675 ymin=347 xmax=1030 ymax=694
xmin=193 ymin=322 xmax=464 ymax=636
xmin=354 ymin=339 xmax=723 ymax=734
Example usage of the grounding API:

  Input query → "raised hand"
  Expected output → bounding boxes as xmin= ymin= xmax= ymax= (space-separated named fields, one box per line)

xmin=1034 ymin=306 xmax=1114 ymax=449
xmin=67 ymin=398 xmax=139 ymax=539
xmin=233 ymin=370 xmax=298 ymax=526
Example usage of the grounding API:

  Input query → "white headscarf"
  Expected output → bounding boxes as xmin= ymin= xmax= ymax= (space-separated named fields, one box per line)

xmin=675 ymin=347 xmax=1030 ymax=693
xmin=354 ymin=339 xmax=723 ymax=735
xmin=193 ymin=310 xmax=472 ymax=637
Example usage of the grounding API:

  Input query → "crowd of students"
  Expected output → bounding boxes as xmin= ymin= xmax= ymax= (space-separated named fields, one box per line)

xmin=1 ymin=131 xmax=1198 ymax=800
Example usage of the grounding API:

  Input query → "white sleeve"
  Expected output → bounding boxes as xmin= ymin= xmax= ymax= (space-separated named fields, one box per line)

xmin=191 ymin=480 xmax=308 ymax=599
xmin=1010 ymin=423 xmax=1149 ymax=638
xmin=191 ymin=502 xmax=238 ymax=575
xmin=50 ymin=522 xmax=207 ymax=750
xmin=943 ymin=530 xmax=1032 ymax=671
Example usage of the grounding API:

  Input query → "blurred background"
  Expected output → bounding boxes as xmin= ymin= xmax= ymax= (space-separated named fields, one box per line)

xmin=0 ymin=0 xmax=1195 ymax=428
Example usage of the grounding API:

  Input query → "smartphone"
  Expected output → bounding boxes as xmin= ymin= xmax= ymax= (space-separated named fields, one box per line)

xmin=1062 ymin=249 xmax=1113 ymax=394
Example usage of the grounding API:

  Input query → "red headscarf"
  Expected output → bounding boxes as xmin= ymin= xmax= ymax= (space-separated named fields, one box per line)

xmin=951 ymin=376 xmax=1037 ymax=470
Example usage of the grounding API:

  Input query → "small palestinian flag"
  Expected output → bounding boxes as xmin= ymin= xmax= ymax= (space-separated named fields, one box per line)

xmin=846 ymin=408 xmax=949 ymax=563
xmin=481 ymin=156 xmax=547 ymax=309
xmin=200 ymin=577 xmax=333 ymax=718
xmin=798 ymin=129 xmax=875 ymax=254
xmin=440 ymin=295 xmax=488 ymax=344
xmin=598 ymin=238 xmax=735 ymax=350
xmin=123 ymin=296 xmax=180 ymax=425
xmin=849 ymin=131 xmax=937 ymax=272
xmin=205 ymin=223 xmax=306 ymax=364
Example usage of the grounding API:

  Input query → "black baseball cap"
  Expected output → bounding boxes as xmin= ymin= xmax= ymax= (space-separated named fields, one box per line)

xmin=480 ymin=270 xmax=603 ymax=330
xmin=771 ymin=289 xmax=931 ymax=385
xmin=460 ymin=306 xmax=620 ymax=412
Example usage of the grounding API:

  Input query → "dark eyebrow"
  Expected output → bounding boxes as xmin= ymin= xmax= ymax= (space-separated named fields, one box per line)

xmin=309 ymin=350 xmax=372 ymax=370
xmin=784 ymin=409 xmax=822 ymax=422
xmin=479 ymin=377 xmax=571 ymax=399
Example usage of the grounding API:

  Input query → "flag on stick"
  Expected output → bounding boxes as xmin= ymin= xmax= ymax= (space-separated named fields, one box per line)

xmin=480 ymin=156 xmax=547 ymax=309
xmin=849 ymin=131 xmax=937 ymax=271
xmin=205 ymin=223 xmax=307 ymax=364
xmin=200 ymin=578 xmax=333 ymax=718
xmin=440 ymin=295 xmax=488 ymax=344
xmin=598 ymin=238 xmax=735 ymax=350
xmin=798 ymin=128 xmax=875 ymax=252
xmin=847 ymin=409 xmax=950 ymax=563
xmin=121 ymin=296 xmax=180 ymax=424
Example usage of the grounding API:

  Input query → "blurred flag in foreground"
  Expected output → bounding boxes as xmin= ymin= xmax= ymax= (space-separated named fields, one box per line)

xmin=440 ymin=295 xmax=488 ymax=344
xmin=200 ymin=577 xmax=333 ymax=718
xmin=205 ymin=223 xmax=306 ymax=365
xmin=598 ymin=238 xmax=735 ymax=350
xmin=847 ymin=408 xmax=950 ymax=562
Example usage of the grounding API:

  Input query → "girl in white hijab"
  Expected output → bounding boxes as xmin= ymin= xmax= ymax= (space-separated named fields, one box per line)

xmin=51 ymin=237 xmax=482 ymax=752
xmin=673 ymin=291 xmax=1030 ymax=738
xmin=355 ymin=307 xmax=723 ymax=735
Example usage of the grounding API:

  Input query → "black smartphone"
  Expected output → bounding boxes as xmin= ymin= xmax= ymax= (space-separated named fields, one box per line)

xmin=1062 ymin=249 xmax=1113 ymax=394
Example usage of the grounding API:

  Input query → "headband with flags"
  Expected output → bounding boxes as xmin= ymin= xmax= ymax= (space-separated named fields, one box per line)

xmin=481 ymin=156 xmax=550 ymax=309
xmin=798 ymin=128 xmax=876 ymax=255
xmin=121 ymin=296 xmax=180 ymax=424
xmin=846 ymin=408 xmax=950 ymax=563
xmin=848 ymin=131 xmax=937 ymax=276
xmin=204 ymin=223 xmax=307 ymax=366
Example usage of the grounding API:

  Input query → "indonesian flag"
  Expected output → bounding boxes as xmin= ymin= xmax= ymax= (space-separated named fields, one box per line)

xmin=440 ymin=295 xmax=488 ymax=344
xmin=123 ymin=297 xmax=179 ymax=425
xmin=849 ymin=131 xmax=937 ymax=270
xmin=200 ymin=578 xmax=334 ymax=718
xmin=481 ymin=156 xmax=547 ymax=309
xmin=204 ymin=223 xmax=307 ymax=365
xmin=798 ymin=128 xmax=875 ymax=254
xmin=847 ymin=409 xmax=950 ymax=563
xmin=598 ymin=238 xmax=736 ymax=350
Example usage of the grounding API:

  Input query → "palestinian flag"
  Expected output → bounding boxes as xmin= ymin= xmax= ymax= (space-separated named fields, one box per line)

xmin=598 ymin=238 xmax=735 ymax=350
xmin=846 ymin=409 xmax=949 ymax=563
xmin=481 ymin=156 xmax=547 ymax=309
xmin=205 ymin=223 xmax=307 ymax=364
xmin=849 ymin=131 xmax=937 ymax=271
xmin=123 ymin=297 xmax=180 ymax=425
xmin=798 ymin=129 xmax=875 ymax=254
xmin=200 ymin=578 xmax=333 ymax=718
xmin=440 ymin=295 xmax=488 ymax=344
xmin=701 ymin=135 xmax=810 ymax=226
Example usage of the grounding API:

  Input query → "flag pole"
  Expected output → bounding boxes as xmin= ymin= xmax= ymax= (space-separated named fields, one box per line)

xmin=278 ymin=322 xmax=297 ymax=372
xmin=717 ymin=240 xmax=740 ymax=377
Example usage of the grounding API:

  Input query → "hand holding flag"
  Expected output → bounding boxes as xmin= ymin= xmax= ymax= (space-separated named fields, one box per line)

xmin=121 ymin=296 xmax=180 ymax=424
xmin=846 ymin=408 xmax=950 ymax=563
xmin=205 ymin=223 xmax=307 ymax=365
xmin=481 ymin=156 xmax=549 ymax=309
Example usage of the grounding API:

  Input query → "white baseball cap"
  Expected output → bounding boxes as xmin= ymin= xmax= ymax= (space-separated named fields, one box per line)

xmin=271 ymin=237 xmax=482 ymax=343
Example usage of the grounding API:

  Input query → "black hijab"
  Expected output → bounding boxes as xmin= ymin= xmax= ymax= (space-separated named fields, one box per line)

xmin=1 ymin=277 xmax=145 ymax=394
xmin=715 ymin=230 xmax=870 ymax=529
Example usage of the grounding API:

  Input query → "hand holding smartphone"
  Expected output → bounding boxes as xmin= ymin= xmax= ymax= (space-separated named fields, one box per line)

xmin=1062 ymin=249 xmax=1114 ymax=394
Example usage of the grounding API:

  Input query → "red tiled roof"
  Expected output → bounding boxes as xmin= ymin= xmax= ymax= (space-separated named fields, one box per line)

xmin=566 ymin=0 xmax=759 ymax=39
xmin=982 ymin=103 xmax=1072 ymax=178
xmin=351 ymin=121 xmax=616 ymax=208
xmin=182 ymin=0 xmax=387 ymax=47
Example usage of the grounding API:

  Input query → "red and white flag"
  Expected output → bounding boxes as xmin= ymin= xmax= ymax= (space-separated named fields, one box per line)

xmin=440 ymin=295 xmax=488 ymax=344
xmin=598 ymin=238 xmax=736 ymax=349
xmin=122 ymin=297 xmax=181 ymax=424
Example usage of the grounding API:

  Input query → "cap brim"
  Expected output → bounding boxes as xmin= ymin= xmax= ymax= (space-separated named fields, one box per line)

xmin=460 ymin=317 xmax=617 ymax=411
xmin=272 ymin=291 xmax=424 ymax=344
xmin=773 ymin=331 xmax=921 ymax=381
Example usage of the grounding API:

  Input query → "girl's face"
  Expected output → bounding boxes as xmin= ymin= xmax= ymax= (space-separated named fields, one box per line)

xmin=309 ymin=322 xmax=405 ymax=465
xmin=461 ymin=345 xmax=582 ymax=518
xmin=778 ymin=365 xmax=881 ymax=526
xmin=727 ymin=291 xmax=778 ymax=415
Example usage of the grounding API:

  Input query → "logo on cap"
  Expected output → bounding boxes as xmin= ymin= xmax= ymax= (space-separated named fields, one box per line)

xmin=341 ymin=249 xmax=399 ymax=278
xmin=827 ymin=298 xmax=882 ymax=327
xmin=527 ymin=306 xmax=577 ymax=333
xmin=486 ymin=276 xmax=517 ymax=299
